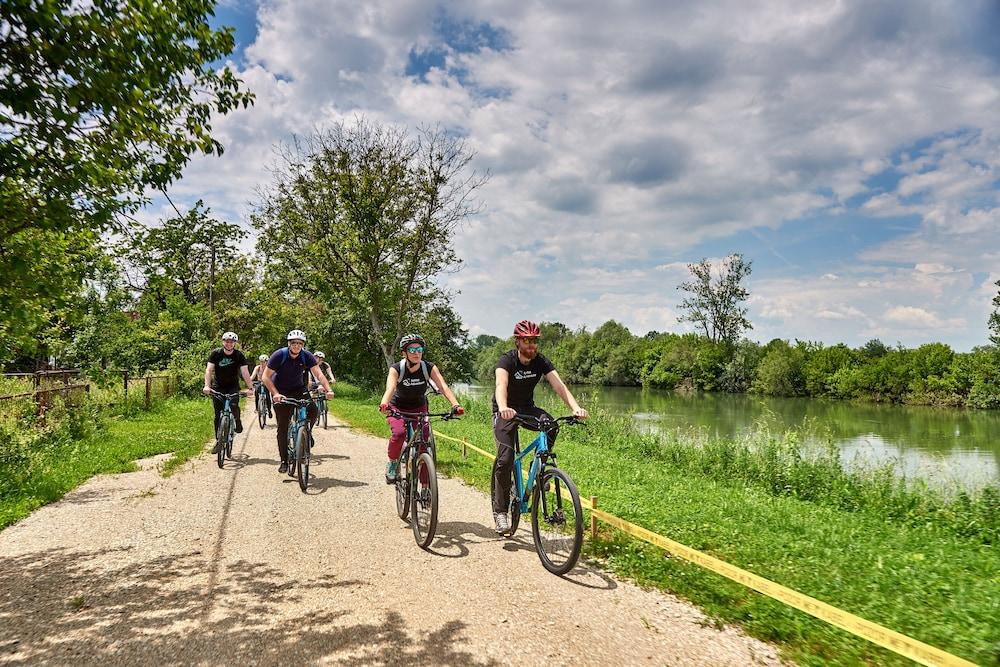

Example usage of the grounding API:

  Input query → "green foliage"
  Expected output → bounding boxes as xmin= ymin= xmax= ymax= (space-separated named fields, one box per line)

xmin=1 ymin=0 xmax=253 ymax=357
xmin=751 ymin=340 xmax=807 ymax=396
xmin=677 ymin=253 xmax=753 ymax=344
xmin=802 ymin=343 xmax=856 ymax=396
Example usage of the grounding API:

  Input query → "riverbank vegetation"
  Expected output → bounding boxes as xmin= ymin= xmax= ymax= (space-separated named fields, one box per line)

xmin=330 ymin=382 xmax=1000 ymax=666
xmin=472 ymin=322 xmax=1000 ymax=409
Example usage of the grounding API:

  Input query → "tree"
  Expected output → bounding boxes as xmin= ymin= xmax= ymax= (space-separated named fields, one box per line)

xmin=677 ymin=254 xmax=753 ymax=344
xmin=253 ymin=118 xmax=487 ymax=368
xmin=1 ymin=0 xmax=253 ymax=356
xmin=989 ymin=278 xmax=1000 ymax=346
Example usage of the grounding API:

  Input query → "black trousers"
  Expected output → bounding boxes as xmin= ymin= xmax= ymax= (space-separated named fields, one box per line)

xmin=491 ymin=405 xmax=555 ymax=514
xmin=273 ymin=392 xmax=318 ymax=463
xmin=211 ymin=393 xmax=242 ymax=434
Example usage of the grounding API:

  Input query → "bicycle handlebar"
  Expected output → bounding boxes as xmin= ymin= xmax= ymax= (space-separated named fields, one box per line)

xmin=276 ymin=388 xmax=325 ymax=407
xmin=510 ymin=414 xmax=585 ymax=430
xmin=385 ymin=407 xmax=460 ymax=421
xmin=208 ymin=390 xmax=242 ymax=401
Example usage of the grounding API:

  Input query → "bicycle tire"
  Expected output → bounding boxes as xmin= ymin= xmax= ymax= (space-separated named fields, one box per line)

xmin=225 ymin=415 xmax=234 ymax=459
xmin=257 ymin=392 xmax=267 ymax=428
xmin=321 ymin=402 xmax=328 ymax=429
xmin=530 ymin=467 xmax=583 ymax=575
xmin=286 ymin=428 xmax=298 ymax=477
xmin=410 ymin=452 xmax=438 ymax=548
xmin=395 ymin=448 xmax=410 ymax=520
xmin=296 ymin=427 xmax=310 ymax=491
xmin=216 ymin=419 xmax=229 ymax=469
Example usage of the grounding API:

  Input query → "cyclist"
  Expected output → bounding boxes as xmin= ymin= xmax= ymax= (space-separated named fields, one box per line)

xmin=250 ymin=354 xmax=271 ymax=415
xmin=202 ymin=331 xmax=254 ymax=453
xmin=378 ymin=333 xmax=463 ymax=483
xmin=262 ymin=329 xmax=335 ymax=473
xmin=491 ymin=320 xmax=588 ymax=534
xmin=314 ymin=352 xmax=337 ymax=384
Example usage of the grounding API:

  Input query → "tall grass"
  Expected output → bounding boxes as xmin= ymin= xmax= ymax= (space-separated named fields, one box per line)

xmin=330 ymin=383 xmax=1000 ymax=666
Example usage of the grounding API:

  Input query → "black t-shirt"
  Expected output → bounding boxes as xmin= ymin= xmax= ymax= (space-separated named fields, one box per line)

xmin=492 ymin=350 xmax=555 ymax=411
xmin=208 ymin=348 xmax=248 ymax=392
xmin=391 ymin=360 xmax=436 ymax=410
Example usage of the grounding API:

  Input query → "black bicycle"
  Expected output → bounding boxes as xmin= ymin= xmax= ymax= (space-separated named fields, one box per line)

xmin=387 ymin=407 xmax=461 ymax=549
xmin=492 ymin=414 xmax=584 ymax=575
xmin=208 ymin=390 xmax=242 ymax=469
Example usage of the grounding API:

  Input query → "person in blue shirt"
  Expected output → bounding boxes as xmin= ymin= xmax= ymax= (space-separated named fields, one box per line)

xmin=261 ymin=329 xmax=334 ymax=473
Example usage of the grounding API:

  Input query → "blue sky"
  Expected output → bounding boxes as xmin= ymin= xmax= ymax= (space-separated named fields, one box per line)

xmin=164 ymin=0 xmax=1000 ymax=350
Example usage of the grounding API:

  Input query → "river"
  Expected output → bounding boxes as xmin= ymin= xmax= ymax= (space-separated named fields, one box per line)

xmin=455 ymin=383 xmax=1000 ymax=490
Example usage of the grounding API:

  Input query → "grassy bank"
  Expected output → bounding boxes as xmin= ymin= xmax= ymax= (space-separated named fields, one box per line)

xmin=330 ymin=383 xmax=999 ymax=666
xmin=0 ymin=397 xmax=212 ymax=529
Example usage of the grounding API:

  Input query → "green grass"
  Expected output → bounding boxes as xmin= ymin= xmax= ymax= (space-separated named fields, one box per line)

xmin=330 ymin=383 xmax=1000 ymax=667
xmin=0 ymin=397 xmax=213 ymax=529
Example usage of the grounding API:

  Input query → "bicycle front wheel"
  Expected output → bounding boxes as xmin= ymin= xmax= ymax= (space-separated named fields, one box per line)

xmin=321 ymin=402 xmax=328 ymax=429
xmin=296 ymin=428 xmax=311 ymax=491
xmin=257 ymin=393 xmax=267 ymax=428
xmin=225 ymin=415 xmax=235 ymax=459
xmin=395 ymin=451 xmax=410 ymax=520
xmin=530 ymin=467 xmax=583 ymax=575
xmin=216 ymin=419 xmax=229 ymax=469
xmin=286 ymin=429 xmax=297 ymax=477
xmin=410 ymin=452 xmax=438 ymax=548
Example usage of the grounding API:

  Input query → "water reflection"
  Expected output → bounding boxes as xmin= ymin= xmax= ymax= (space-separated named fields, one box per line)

xmin=456 ymin=383 xmax=1000 ymax=488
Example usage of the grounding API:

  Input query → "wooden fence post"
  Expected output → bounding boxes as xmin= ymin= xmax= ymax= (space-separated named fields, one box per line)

xmin=123 ymin=370 xmax=129 ymax=400
xmin=144 ymin=376 xmax=151 ymax=409
xmin=462 ymin=438 xmax=467 ymax=458
xmin=591 ymin=496 xmax=598 ymax=541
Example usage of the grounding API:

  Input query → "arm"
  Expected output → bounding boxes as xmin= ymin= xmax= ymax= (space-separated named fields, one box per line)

xmin=262 ymin=366 xmax=282 ymax=402
xmin=249 ymin=365 xmax=260 ymax=382
xmin=430 ymin=366 xmax=462 ymax=413
xmin=324 ymin=363 xmax=336 ymax=383
xmin=494 ymin=367 xmax=515 ymax=420
xmin=379 ymin=367 xmax=400 ymax=411
xmin=545 ymin=370 xmax=588 ymax=418
xmin=309 ymin=365 xmax=334 ymax=396
xmin=202 ymin=363 xmax=214 ymax=396
xmin=240 ymin=364 xmax=254 ymax=397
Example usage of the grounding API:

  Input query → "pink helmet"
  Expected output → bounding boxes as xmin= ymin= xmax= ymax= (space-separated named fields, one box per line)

xmin=513 ymin=320 xmax=541 ymax=338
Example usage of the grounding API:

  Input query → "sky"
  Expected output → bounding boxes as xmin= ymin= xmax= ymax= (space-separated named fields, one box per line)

xmin=157 ymin=0 xmax=1000 ymax=350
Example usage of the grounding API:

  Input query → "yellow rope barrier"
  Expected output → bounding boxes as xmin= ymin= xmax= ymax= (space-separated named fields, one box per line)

xmin=432 ymin=428 xmax=978 ymax=667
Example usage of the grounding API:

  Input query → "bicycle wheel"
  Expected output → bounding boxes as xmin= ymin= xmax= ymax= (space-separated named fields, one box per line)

xmin=257 ymin=392 xmax=267 ymax=428
xmin=286 ymin=428 xmax=298 ymax=477
xmin=395 ymin=449 xmax=410 ymax=520
xmin=216 ymin=419 xmax=229 ymax=469
xmin=321 ymin=401 xmax=328 ymax=429
xmin=530 ymin=467 xmax=583 ymax=575
xmin=296 ymin=427 xmax=311 ymax=491
xmin=225 ymin=415 xmax=235 ymax=459
xmin=410 ymin=452 xmax=438 ymax=548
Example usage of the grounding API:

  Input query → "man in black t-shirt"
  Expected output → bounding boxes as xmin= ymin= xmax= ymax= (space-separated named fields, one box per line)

xmin=491 ymin=319 xmax=588 ymax=534
xmin=202 ymin=331 xmax=254 ymax=453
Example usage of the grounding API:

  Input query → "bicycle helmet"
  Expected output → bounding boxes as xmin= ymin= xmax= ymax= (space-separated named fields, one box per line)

xmin=258 ymin=354 xmax=268 ymax=362
xmin=399 ymin=333 xmax=425 ymax=351
xmin=513 ymin=320 xmax=541 ymax=338
xmin=287 ymin=329 xmax=307 ymax=342
xmin=222 ymin=331 xmax=239 ymax=342
xmin=315 ymin=351 xmax=325 ymax=358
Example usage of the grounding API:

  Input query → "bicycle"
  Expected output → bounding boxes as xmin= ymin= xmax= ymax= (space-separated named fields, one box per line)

xmin=278 ymin=390 xmax=321 ymax=492
xmin=387 ymin=407 xmax=461 ymax=549
xmin=254 ymin=381 xmax=272 ymax=428
xmin=208 ymin=390 xmax=242 ymax=469
xmin=492 ymin=414 xmax=584 ymax=575
xmin=310 ymin=381 xmax=329 ymax=430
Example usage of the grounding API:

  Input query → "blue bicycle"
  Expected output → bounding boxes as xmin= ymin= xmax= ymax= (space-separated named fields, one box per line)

xmin=495 ymin=414 xmax=584 ymax=575
xmin=279 ymin=390 xmax=321 ymax=492
xmin=208 ymin=390 xmax=241 ymax=469
xmin=255 ymin=381 xmax=272 ymax=428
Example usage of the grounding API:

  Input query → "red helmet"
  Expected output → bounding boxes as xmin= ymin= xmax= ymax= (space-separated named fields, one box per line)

xmin=513 ymin=320 xmax=541 ymax=337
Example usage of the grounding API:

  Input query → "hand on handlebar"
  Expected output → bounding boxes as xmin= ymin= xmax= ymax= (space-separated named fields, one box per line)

xmin=572 ymin=407 xmax=589 ymax=419
xmin=379 ymin=403 xmax=389 ymax=414
xmin=202 ymin=386 xmax=212 ymax=396
xmin=499 ymin=407 xmax=516 ymax=420
xmin=450 ymin=404 xmax=464 ymax=416
xmin=272 ymin=392 xmax=285 ymax=404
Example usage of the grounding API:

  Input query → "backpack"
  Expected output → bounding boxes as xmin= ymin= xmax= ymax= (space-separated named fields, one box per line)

xmin=395 ymin=359 xmax=439 ymax=394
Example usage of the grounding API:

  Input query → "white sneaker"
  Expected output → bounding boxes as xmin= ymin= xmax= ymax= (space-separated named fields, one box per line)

xmin=493 ymin=512 xmax=510 ymax=534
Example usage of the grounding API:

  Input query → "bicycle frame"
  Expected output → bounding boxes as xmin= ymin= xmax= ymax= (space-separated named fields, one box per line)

xmin=511 ymin=429 xmax=552 ymax=514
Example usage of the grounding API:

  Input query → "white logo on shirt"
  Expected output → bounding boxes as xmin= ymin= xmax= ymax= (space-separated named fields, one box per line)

xmin=513 ymin=370 xmax=536 ymax=380
xmin=401 ymin=378 xmax=425 ymax=387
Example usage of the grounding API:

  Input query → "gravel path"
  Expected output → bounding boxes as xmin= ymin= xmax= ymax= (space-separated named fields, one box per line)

xmin=0 ymin=415 xmax=785 ymax=666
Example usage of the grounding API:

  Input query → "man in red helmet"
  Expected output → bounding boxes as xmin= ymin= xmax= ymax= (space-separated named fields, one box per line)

xmin=491 ymin=319 xmax=588 ymax=534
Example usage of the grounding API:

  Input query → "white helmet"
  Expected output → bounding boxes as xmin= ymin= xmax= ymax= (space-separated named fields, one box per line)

xmin=315 ymin=351 xmax=325 ymax=358
xmin=222 ymin=331 xmax=238 ymax=341
xmin=287 ymin=329 xmax=306 ymax=342
xmin=258 ymin=354 xmax=268 ymax=362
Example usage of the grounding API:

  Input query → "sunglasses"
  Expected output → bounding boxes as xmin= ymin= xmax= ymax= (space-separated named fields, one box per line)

xmin=519 ymin=337 xmax=540 ymax=345
xmin=289 ymin=340 xmax=304 ymax=345
xmin=406 ymin=346 xmax=424 ymax=353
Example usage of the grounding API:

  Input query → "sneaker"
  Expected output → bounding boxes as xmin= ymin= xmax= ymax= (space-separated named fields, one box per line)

xmin=235 ymin=421 xmax=243 ymax=434
xmin=278 ymin=461 xmax=288 ymax=473
xmin=493 ymin=512 xmax=510 ymax=534
xmin=385 ymin=460 xmax=399 ymax=484
xmin=211 ymin=441 xmax=222 ymax=454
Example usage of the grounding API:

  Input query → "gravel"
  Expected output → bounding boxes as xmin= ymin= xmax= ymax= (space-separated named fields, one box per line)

xmin=0 ymin=415 xmax=787 ymax=666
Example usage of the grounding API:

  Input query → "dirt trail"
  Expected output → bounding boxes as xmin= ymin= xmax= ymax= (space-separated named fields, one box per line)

xmin=0 ymin=415 xmax=785 ymax=666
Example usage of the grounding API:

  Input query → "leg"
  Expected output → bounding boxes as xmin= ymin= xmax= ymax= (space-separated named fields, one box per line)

xmin=232 ymin=395 xmax=243 ymax=432
xmin=491 ymin=414 xmax=519 ymax=514
xmin=212 ymin=395 xmax=225 ymax=434
xmin=274 ymin=402 xmax=294 ymax=463
xmin=387 ymin=414 xmax=407 ymax=461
